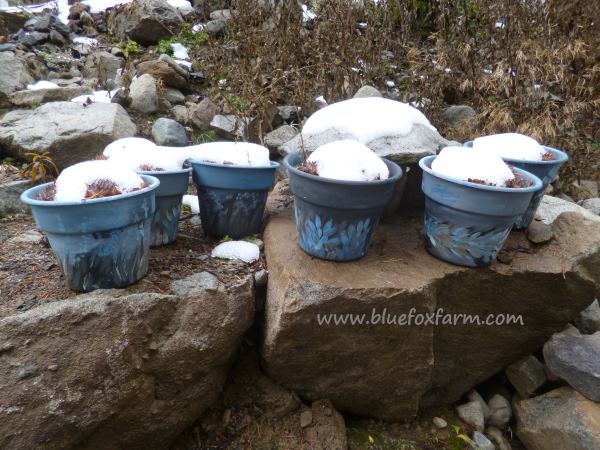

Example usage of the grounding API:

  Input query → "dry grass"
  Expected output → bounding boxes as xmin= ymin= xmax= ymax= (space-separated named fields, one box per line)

xmin=190 ymin=0 xmax=599 ymax=191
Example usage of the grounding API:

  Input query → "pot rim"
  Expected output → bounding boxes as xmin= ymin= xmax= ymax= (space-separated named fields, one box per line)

xmin=463 ymin=141 xmax=569 ymax=165
xmin=138 ymin=167 xmax=193 ymax=176
xmin=283 ymin=152 xmax=403 ymax=186
xmin=20 ymin=174 xmax=160 ymax=207
xmin=189 ymin=160 xmax=280 ymax=170
xmin=419 ymin=155 xmax=543 ymax=193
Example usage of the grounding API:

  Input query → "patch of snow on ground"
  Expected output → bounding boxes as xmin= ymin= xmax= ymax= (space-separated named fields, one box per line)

xmin=431 ymin=146 xmax=515 ymax=187
xmin=71 ymin=89 xmax=122 ymax=103
xmin=307 ymin=140 xmax=389 ymax=182
xmin=27 ymin=80 xmax=60 ymax=90
xmin=303 ymin=97 xmax=436 ymax=144
xmin=473 ymin=133 xmax=545 ymax=161
xmin=182 ymin=195 xmax=199 ymax=214
xmin=72 ymin=36 xmax=98 ymax=46
xmin=192 ymin=23 xmax=205 ymax=33
xmin=171 ymin=43 xmax=189 ymax=60
xmin=211 ymin=241 xmax=259 ymax=263
xmin=54 ymin=160 xmax=145 ymax=202
xmin=301 ymin=4 xmax=316 ymax=22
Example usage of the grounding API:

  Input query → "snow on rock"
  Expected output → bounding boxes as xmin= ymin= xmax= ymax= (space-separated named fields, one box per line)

xmin=171 ymin=43 xmax=189 ymax=60
xmin=307 ymin=140 xmax=389 ymax=182
xmin=473 ymin=133 xmax=545 ymax=161
xmin=211 ymin=241 xmax=260 ymax=264
xmin=431 ymin=146 xmax=515 ymax=187
xmin=72 ymin=36 xmax=98 ymax=46
xmin=71 ymin=89 xmax=122 ymax=103
xmin=167 ymin=0 xmax=193 ymax=15
xmin=27 ymin=81 xmax=60 ymax=90
xmin=182 ymin=195 xmax=199 ymax=214
xmin=54 ymin=160 xmax=145 ymax=202
xmin=302 ymin=97 xmax=437 ymax=144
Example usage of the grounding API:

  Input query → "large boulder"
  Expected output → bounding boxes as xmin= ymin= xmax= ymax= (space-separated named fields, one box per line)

xmin=0 ymin=52 xmax=33 ymax=107
xmin=0 ymin=102 xmax=136 ymax=168
xmin=9 ymin=85 xmax=93 ymax=107
xmin=0 ymin=272 xmax=255 ymax=450
xmin=107 ymin=0 xmax=183 ymax=45
xmin=514 ymin=387 xmax=600 ymax=450
xmin=261 ymin=197 xmax=600 ymax=421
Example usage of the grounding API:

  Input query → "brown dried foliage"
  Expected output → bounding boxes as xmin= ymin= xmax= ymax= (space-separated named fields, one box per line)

xmin=192 ymin=0 xmax=599 ymax=191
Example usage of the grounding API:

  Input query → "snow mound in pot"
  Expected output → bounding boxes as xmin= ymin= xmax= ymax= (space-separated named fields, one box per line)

xmin=307 ymin=140 xmax=389 ymax=182
xmin=473 ymin=133 xmax=545 ymax=161
xmin=104 ymin=137 xmax=183 ymax=171
xmin=302 ymin=97 xmax=437 ymax=144
xmin=431 ymin=146 xmax=515 ymax=187
xmin=181 ymin=142 xmax=271 ymax=167
xmin=54 ymin=160 xmax=146 ymax=202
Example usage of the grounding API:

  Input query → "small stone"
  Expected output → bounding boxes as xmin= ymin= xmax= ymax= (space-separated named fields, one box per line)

xmin=579 ymin=198 xmax=600 ymax=216
xmin=16 ymin=363 xmax=38 ymax=380
xmin=152 ymin=117 xmax=188 ymax=146
xmin=456 ymin=401 xmax=485 ymax=432
xmin=571 ymin=180 xmax=599 ymax=200
xmin=189 ymin=98 xmax=219 ymax=131
xmin=467 ymin=390 xmax=490 ymax=420
xmin=526 ymin=220 xmax=554 ymax=244
xmin=543 ymin=328 xmax=600 ymax=401
xmin=574 ymin=300 xmax=600 ymax=334
xmin=471 ymin=431 xmax=495 ymax=450
xmin=129 ymin=73 xmax=158 ymax=114
xmin=432 ymin=417 xmax=447 ymax=429
xmin=277 ymin=105 xmax=298 ymax=122
xmin=47 ymin=364 xmax=58 ymax=371
xmin=442 ymin=105 xmax=477 ymax=129
xmin=496 ymin=252 xmax=512 ymax=264
xmin=209 ymin=9 xmax=233 ymax=21
xmin=353 ymin=85 xmax=383 ymax=99
xmin=505 ymin=355 xmax=547 ymax=398
xmin=165 ymin=88 xmax=185 ymax=105
xmin=254 ymin=269 xmax=268 ymax=287
xmin=487 ymin=394 xmax=511 ymax=429
xmin=485 ymin=427 xmax=511 ymax=450
xmin=264 ymin=125 xmax=298 ymax=153
xmin=300 ymin=410 xmax=313 ymax=428
xmin=210 ymin=114 xmax=249 ymax=140
xmin=203 ymin=19 xmax=226 ymax=35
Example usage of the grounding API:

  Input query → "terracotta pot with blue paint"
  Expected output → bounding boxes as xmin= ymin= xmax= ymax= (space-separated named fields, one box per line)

xmin=464 ymin=140 xmax=568 ymax=229
xmin=20 ymin=175 xmax=159 ymax=292
xmin=190 ymin=160 xmax=279 ymax=238
xmin=139 ymin=168 xmax=191 ymax=246
xmin=420 ymin=156 xmax=542 ymax=267
xmin=284 ymin=152 xmax=403 ymax=261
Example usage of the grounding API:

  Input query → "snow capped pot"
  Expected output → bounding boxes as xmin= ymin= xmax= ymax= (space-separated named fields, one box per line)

xmin=190 ymin=159 xmax=279 ymax=238
xmin=420 ymin=151 xmax=542 ymax=267
xmin=138 ymin=168 xmax=192 ymax=246
xmin=21 ymin=174 xmax=159 ymax=292
xmin=284 ymin=143 xmax=403 ymax=261
xmin=465 ymin=134 xmax=568 ymax=229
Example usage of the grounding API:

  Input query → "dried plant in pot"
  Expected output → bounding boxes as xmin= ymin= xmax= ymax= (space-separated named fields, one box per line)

xmin=419 ymin=150 xmax=543 ymax=267
xmin=464 ymin=135 xmax=569 ymax=229
xmin=20 ymin=161 xmax=159 ymax=292
xmin=283 ymin=141 xmax=403 ymax=261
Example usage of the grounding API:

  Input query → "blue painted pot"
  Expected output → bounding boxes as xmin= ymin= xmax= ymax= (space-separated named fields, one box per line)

xmin=190 ymin=160 xmax=279 ymax=238
xmin=20 ymin=175 xmax=159 ymax=292
xmin=464 ymin=141 xmax=568 ymax=229
xmin=138 ymin=168 xmax=191 ymax=246
xmin=284 ymin=152 xmax=403 ymax=261
xmin=420 ymin=156 xmax=542 ymax=267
